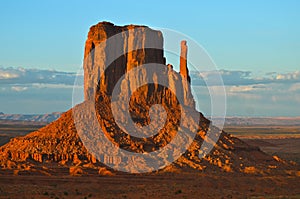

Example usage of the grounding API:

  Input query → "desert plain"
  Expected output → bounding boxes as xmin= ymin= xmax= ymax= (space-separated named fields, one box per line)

xmin=0 ymin=119 xmax=299 ymax=199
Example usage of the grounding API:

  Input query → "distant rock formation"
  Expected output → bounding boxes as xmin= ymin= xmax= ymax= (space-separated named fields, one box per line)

xmin=0 ymin=22 xmax=297 ymax=176
xmin=0 ymin=112 xmax=61 ymax=123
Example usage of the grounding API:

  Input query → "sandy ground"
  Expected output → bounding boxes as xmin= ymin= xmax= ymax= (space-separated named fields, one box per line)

xmin=242 ymin=138 xmax=300 ymax=164
xmin=0 ymin=123 xmax=299 ymax=198
xmin=0 ymin=173 xmax=299 ymax=199
xmin=225 ymin=125 xmax=300 ymax=164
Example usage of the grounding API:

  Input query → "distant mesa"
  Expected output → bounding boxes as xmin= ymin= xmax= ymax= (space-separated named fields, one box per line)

xmin=0 ymin=22 xmax=298 ymax=176
xmin=0 ymin=112 xmax=61 ymax=123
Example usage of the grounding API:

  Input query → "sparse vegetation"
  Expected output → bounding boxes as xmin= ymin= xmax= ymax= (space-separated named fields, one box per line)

xmin=75 ymin=189 xmax=81 ymax=195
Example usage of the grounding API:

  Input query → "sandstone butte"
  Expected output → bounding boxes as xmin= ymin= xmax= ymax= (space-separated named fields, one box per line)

xmin=0 ymin=22 xmax=298 ymax=176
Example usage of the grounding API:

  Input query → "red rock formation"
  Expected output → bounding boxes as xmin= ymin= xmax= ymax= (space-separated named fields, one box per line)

xmin=84 ymin=22 xmax=166 ymax=100
xmin=0 ymin=22 xmax=297 ymax=175
xmin=180 ymin=40 xmax=190 ymax=83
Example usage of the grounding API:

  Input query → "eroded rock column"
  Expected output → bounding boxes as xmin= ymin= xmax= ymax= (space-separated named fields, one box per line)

xmin=180 ymin=40 xmax=190 ymax=83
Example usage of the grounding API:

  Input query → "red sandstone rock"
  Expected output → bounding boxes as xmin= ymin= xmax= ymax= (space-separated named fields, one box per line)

xmin=180 ymin=40 xmax=190 ymax=82
xmin=84 ymin=22 xmax=165 ymax=100
xmin=0 ymin=22 xmax=297 ymax=175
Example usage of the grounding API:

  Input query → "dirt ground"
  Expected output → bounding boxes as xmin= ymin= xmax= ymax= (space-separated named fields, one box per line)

xmin=1 ymin=123 xmax=299 ymax=198
xmin=0 ymin=173 xmax=299 ymax=199
xmin=242 ymin=138 xmax=300 ymax=164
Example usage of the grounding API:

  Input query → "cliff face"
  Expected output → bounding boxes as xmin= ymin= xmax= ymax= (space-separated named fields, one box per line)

xmin=84 ymin=23 xmax=196 ymax=128
xmin=82 ymin=23 xmax=199 ymax=172
xmin=84 ymin=22 xmax=166 ymax=100
xmin=0 ymin=22 xmax=297 ymax=175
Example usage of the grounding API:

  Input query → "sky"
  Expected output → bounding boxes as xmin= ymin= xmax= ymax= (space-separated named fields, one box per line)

xmin=0 ymin=0 xmax=299 ymax=116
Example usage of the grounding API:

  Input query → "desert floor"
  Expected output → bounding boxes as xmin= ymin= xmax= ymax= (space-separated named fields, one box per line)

xmin=0 ymin=121 xmax=299 ymax=199
xmin=0 ymin=173 xmax=300 ymax=199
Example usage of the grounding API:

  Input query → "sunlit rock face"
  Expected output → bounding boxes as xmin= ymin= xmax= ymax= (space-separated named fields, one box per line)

xmin=84 ymin=22 xmax=166 ymax=101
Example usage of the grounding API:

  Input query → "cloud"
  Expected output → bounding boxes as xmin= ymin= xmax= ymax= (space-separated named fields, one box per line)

xmin=2 ymin=67 xmax=299 ymax=89
xmin=228 ymin=84 xmax=271 ymax=93
xmin=191 ymin=70 xmax=257 ymax=86
xmin=0 ymin=67 xmax=79 ymax=85
xmin=229 ymin=85 xmax=256 ymax=93
xmin=276 ymin=71 xmax=300 ymax=80
xmin=289 ymin=83 xmax=300 ymax=92
xmin=11 ymin=86 xmax=28 ymax=92
xmin=0 ymin=69 xmax=20 ymax=79
xmin=31 ymin=83 xmax=79 ymax=89
xmin=191 ymin=70 xmax=300 ymax=86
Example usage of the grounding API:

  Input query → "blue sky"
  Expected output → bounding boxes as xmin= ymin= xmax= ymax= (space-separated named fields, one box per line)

xmin=0 ymin=1 xmax=299 ymax=116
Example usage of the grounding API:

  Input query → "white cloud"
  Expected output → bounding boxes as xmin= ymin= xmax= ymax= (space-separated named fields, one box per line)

xmin=275 ymin=71 xmax=300 ymax=80
xmin=229 ymin=85 xmax=255 ymax=93
xmin=0 ymin=70 xmax=20 ymax=79
xmin=191 ymin=70 xmax=300 ymax=86
xmin=289 ymin=83 xmax=300 ymax=91
xmin=31 ymin=83 xmax=82 ymax=89
xmin=0 ymin=67 xmax=77 ymax=85
xmin=11 ymin=86 xmax=28 ymax=92
xmin=228 ymin=84 xmax=271 ymax=93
